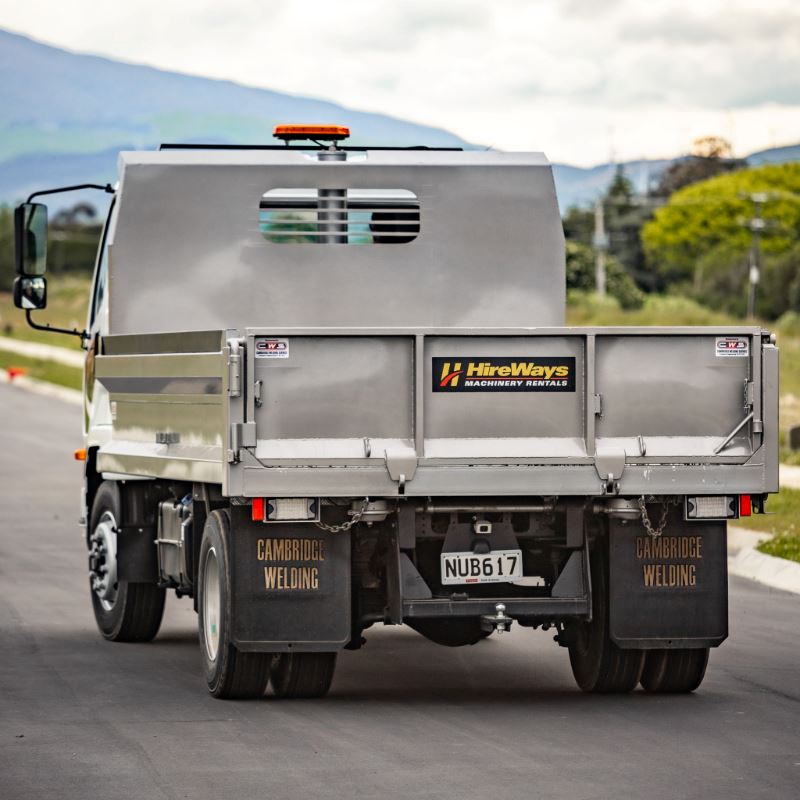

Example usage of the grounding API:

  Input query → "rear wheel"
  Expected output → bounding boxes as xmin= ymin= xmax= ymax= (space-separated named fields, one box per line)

xmin=198 ymin=510 xmax=272 ymax=699
xmin=640 ymin=648 xmax=709 ymax=693
xmin=567 ymin=540 xmax=645 ymax=693
xmin=89 ymin=481 xmax=165 ymax=642
xmin=271 ymin=653 xmax=337 ymax=699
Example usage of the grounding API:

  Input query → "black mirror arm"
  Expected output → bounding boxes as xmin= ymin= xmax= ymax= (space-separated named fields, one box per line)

xmin=26 ymin=183 xmax=115 ymax=203
xmin=25 ymin=309 xmax=89 ymax=344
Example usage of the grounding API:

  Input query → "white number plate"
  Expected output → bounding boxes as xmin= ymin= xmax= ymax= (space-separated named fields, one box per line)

xmin=441 ymin=549 xmax=523 ymax=585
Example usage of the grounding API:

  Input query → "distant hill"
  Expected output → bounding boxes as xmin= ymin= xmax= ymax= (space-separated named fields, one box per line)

xmin=1 ymin=28 xmax=798 ymax=212
xmin=745 ymin=144 xmax=800 ymax=166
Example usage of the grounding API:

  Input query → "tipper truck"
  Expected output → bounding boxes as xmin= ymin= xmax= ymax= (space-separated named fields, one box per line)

xmin=13 ymin=125 xmax=779 ymax=698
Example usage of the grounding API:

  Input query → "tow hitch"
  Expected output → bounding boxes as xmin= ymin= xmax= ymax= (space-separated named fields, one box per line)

xmin=481 ymin=602 xmax=513 ymax=634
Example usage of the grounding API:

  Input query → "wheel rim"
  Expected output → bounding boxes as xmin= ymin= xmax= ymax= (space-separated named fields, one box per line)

xmin=89 ymin=510 xmax=119 ymax=611
xmin=203 ymin=547 xmax=221 ymax=661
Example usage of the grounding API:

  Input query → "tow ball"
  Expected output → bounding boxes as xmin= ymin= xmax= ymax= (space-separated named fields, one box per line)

xmin=481 ymin=603 xmax=513 ymax=634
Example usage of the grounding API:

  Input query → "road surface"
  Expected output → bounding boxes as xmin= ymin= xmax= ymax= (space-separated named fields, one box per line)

xmin=1 ymin=382 xmax=798 ymax=800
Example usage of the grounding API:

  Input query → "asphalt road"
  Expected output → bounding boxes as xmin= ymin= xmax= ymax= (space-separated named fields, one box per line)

xmin=1 ymin=382 xmax=799 ymax=800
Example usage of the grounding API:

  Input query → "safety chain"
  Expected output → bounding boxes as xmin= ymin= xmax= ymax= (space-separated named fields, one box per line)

xmin=315 ymin=497 xmax=370 ymax=533
xmin=638 ymin=495 xmax=679 ymax=538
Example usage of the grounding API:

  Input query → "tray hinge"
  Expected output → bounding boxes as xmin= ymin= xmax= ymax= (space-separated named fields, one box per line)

xmin=594 ymin=449 xmax=625 ymax=495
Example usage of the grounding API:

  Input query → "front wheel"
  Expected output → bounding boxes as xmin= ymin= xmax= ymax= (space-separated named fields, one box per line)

xmin=197 ymin=510 xmax=272 ymax=699
xmin=89 ymin=481 xmax=165 ymax=642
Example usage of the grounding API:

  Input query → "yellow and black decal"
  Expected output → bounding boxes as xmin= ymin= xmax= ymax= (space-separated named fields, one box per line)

xmin=433 ymin=356 xmax=576 ymax=392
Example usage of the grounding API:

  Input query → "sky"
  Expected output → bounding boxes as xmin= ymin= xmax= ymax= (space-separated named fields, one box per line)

xmin=1 ymin=0 xmax=799 ymax=165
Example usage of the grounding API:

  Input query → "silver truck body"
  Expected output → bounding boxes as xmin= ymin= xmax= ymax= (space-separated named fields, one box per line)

xmin=94 ymin=150 xmax=778 ymax=501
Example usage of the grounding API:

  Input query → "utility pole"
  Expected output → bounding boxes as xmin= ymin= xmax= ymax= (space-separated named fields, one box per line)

xmin=744 ymin=193 xmax=768 ymax=320
xmin=593 ymin=199 xmax=608 ymax=297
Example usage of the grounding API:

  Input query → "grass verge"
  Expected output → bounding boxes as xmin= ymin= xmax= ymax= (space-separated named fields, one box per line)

xmin=736 ymin=486 xmax=800 ymax=564
xmin=0 ymin=276 xmax=90 ymax=350
xmin=0 ymin=350 xmax=82 ymax=391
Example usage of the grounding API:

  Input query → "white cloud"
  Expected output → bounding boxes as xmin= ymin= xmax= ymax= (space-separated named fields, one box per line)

xmin=0 ymin=0 xmax=798 ymax=164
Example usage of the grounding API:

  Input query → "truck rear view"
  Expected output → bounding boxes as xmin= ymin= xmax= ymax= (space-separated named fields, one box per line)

xmin=13 ymin=125 xmax=779 ymax=698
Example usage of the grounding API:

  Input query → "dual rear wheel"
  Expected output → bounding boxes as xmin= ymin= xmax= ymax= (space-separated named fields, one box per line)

xmin=197 ymin=509 xmax=337 ymax=699
xmin=567 ymin=540 xmax=709 ymax=694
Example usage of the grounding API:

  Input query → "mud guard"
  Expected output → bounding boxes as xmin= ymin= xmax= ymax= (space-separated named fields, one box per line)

xmin=608 ymin=509 xmax=728 ymax=649
xmin=228 ymin=507 xmax=351 ymax=652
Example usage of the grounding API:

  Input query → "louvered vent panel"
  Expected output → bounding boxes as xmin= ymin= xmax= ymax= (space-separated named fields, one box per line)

xmin=260 ymin=188 xmax=420 ymax=244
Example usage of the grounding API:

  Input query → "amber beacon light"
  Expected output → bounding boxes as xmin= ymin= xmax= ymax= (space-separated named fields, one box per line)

xmin=273 ymin=124 xmax=350 ymax=143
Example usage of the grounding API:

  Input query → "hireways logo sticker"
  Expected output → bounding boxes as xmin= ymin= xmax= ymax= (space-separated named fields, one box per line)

xmin=432 ymin=357 xmax=576 ymax=393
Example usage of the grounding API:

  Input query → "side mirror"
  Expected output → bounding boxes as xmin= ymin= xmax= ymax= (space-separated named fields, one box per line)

xmin=15 ymin=202 xmax=48 ymax=275
xmin=13 ymin=276 xmax=48 ymax=310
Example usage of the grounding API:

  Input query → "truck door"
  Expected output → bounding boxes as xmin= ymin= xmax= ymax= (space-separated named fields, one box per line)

xmin=84 ymin=200 xmax=116 ymax=440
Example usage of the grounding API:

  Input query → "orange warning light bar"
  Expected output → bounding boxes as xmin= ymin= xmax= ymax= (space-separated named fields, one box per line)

xmin=74 ymin=448 xmax=87 ymax=461
xmin=273 ymin=124 xmax=350 ymax=142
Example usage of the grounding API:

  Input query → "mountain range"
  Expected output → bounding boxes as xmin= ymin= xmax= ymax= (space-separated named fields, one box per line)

xmin=1 ymin=28 xmax=798 ymax=212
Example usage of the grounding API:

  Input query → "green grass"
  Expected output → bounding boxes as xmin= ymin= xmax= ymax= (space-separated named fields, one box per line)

xmin=0 ymin=276 xmax=90 ymax=350
xmin=0 ymin=350 xmax=82 ymax=391
xmin=757 ymin=532 xmax=800 ymax=564
xmin=736 ymin=486 xmax=800 ymax=564
xmin=566 ymin=292 xmax=740 ymax=327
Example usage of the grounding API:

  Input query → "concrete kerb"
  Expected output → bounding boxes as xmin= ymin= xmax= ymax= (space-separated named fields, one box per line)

xmin=0 ymin=367 xmax=82 ymax=406
xmin=0 ymin=335 xmax=85 ymax=368
xmin=728 ymin=524 xmax=800 ymax=595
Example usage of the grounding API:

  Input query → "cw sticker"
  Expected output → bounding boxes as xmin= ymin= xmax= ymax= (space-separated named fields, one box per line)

xmin=255 ymin=338 xmax=289 ymax=359
xmin=432 ymin=356 xmax=576 ymax=392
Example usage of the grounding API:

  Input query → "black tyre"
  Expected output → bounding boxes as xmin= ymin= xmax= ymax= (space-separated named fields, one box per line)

xmin=567 ymin=540 xmax=645 ymax=693
xmin=88 ymin=481 xmax=165 ymax=642
xmin=407 ymin=619 xmax=490 ymax=647
xmin=640 ymin=648 xmax=709 ymax=693
xmin=271 ymin=653 xmax=337 ymax=699
xmin=197 ymin=510 xmax=272 ymax=699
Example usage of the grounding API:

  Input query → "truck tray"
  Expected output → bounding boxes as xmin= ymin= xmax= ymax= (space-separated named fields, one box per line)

xmin=96 ymin=325 xmax=778 ymax=498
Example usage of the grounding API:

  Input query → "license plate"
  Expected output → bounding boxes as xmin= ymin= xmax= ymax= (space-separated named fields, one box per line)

xmin=441 ymin=549 xmax=523 ymax=585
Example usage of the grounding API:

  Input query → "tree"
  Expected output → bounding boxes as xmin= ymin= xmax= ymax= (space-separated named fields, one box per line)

xmin=651 ymin=136 xmax=745 ymax=199
xmin=642 ymin=163 xmax=800 ymax=317
xmin=691 ymin=136 xmax=733 ymax=159
xmin=563 ymin=165 xmax=652 ymax=291
xmin=606 ymin=165 xmax=634 ymax=204
xmin=566 ymin=241 xmax=644 ymax=309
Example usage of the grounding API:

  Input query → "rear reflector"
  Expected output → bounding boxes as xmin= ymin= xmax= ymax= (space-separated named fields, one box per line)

xmin=739 ymin=495 xmax=752 ymax=516
xmin=252 ymin=497 xmax=265 ymax=521
xmin=266 ymin=498 xmax=318 ymax=522
xmin=685 ymin=496 xmax=738 ymax=521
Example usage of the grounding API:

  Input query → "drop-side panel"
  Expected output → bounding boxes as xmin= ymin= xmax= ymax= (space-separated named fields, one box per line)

xmin=94 ymin=333 xmax=228 ymax=484
xmin=596 ymin=335 xmax=753 ymax=457
xmin=253 ymin=336 xmax=413 ymax=460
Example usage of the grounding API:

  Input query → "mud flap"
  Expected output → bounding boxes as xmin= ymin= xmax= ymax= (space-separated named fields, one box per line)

xmin=608 ymin=510 xmax=728 ymax=649
xmin=117 ymin=525 xmax=158 ymax=582
xmin=228 ymin=507 xmax=351 ymax=652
